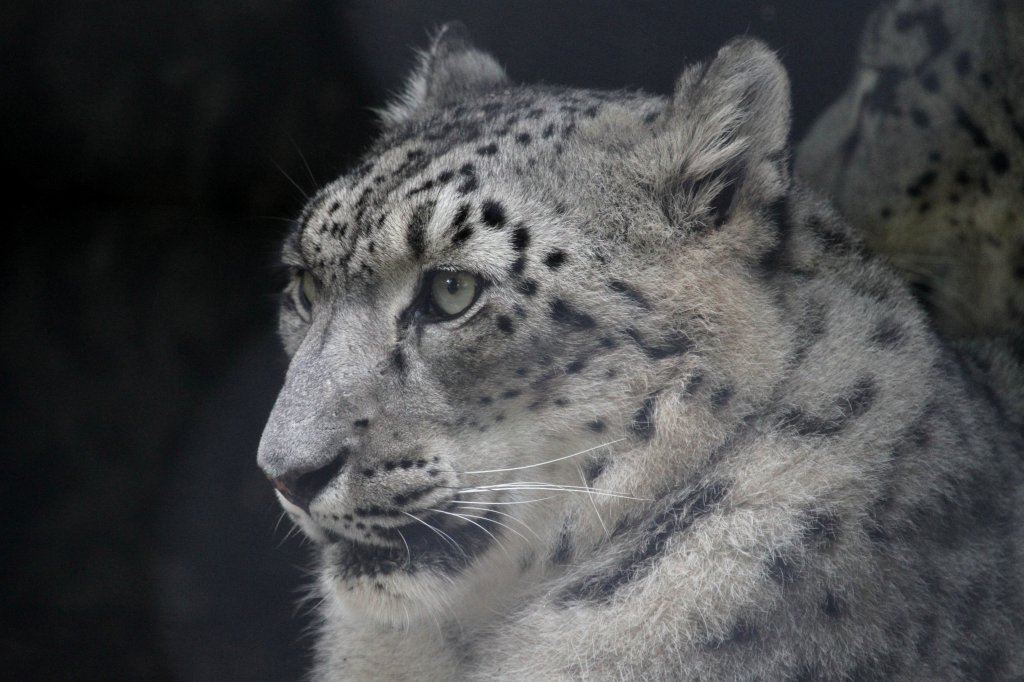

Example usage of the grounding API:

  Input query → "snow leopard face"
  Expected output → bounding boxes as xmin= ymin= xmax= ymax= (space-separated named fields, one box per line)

xmin=258 ymin=25 xmax=792 ymax=623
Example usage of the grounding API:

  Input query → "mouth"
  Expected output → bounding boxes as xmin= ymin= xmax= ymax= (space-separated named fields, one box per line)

xmin=324 ymin=506 xmax=504 ymax=579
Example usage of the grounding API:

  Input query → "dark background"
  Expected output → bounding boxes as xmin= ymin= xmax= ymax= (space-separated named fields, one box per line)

xmin=1 ymin=1 xmax=875 ymax=679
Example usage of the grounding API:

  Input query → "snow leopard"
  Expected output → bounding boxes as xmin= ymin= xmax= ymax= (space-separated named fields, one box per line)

xmin=797 ymin=0 xmax=1024 ymax=340
xmin=257 ymin=24 xmax=1024 ymax=680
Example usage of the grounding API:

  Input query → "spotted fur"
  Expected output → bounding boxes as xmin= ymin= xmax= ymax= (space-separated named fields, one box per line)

xmin=797 ymin=0 xmax=1024 ymax=339
xmin=259 ymin=23 xmax=1024 ymax=681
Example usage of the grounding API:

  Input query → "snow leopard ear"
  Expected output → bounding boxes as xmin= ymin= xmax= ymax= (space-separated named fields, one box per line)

xmin=647 ymin=37 xmax=791 ymax=236
xmin=378 ymin=22 xmax=509 ymax=126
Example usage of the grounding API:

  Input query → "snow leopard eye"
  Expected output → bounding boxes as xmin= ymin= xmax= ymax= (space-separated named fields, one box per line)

xmin=428 ymin=270 xmax=480 ymax=318
xmin=297 ymin=270 xmax=318 ymax=318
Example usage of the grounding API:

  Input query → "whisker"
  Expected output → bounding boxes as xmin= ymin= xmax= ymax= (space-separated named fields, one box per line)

xmin=459 ymin=482 xmax=652 ymax=502
xmin=451 ymin=495 xmax=558 ymax=506
xmin=396 ymin=527 xmax=412 ymax=568
xmin=461 ymin=439 xmax=625 ymax=475
xmin=429 ymin=508 xmax=510 ymax=557
xmin=401 ymin=511 xmax=466 ymax=557
xmin=272 ymin=158 xmax=310 ymax=201
xmin=578 ymin=463 xmax=609 ymax=536
xmin=287 ymin=132 xmax=319 ymax=189
xmin=452 ymin=504 xmax=544 ymax=542
xmin=450 ymin=507 xmax=534 ymax=545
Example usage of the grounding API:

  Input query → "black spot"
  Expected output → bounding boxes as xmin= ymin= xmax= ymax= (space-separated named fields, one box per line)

xmin=906 ymin=170 xmax=937 ymax=197
xmin=501 ymin=389 xmax=521 ymax=400
xmin=587 ymin=419 xmax=606 ymax=433
xmin=870 ymin=318 xmax=906 ymax=348
xmin=552 ymin=526 xmax=572 ymax=564
xmin=511 ymin=225 xmax=530 ymax=251
xmin=583 ymin=457 xmax=606 ymax=482
xmin=476 ymin=142 xmax=499 ymax=156
xmin=550 ymin=299 xmax=597 ymax=330
xmin=767 ymin=552 xmax=801 ymax=585
xmin=451 ymin=225 xmax=474 ymax=246
xmin=624 ymin=327 xmax=692 ymax=360
xmin=955 ymin=50 xmax=972 ymax=76
xmin=707 ymin=621 xmax=759 ymax=648
xmin=516 ymin=279 xmax=538 ymax=297
xmin=822 ymin=590 xmax=848 ymax=619
xmin=353 ymin=418 xmax=369 ymax=428
xmin=481 ymin=200 xmax=506 ymax=227
xmin=921 ymin=72 xmax=940 ymax=92
xmin=710 ymin=384 xmax=734 ymax=409
xmin=566 ymin=358 xmax=586 ymax=374
xmin=630 ymin=395 xmax=657 ymax=440
xmin=542 ymin=123 xmax=556 ymax=138
xmin=643 ymin=110 xmax=659 ymax=124
xmin=954 ymin=106 xmax=991 ymax=148
xmin=495 ymin=315 xmax=514 ymax=334
xmin=515 ymin=132 xmax=532 ymax=145
xmin=845 ymin=377 xmax=876 ymax=417
xmin=783 ymin=377 xmax=875 ymax=437
xmin=910 ymin=108 xmax=930 ymax=128
xmin=451 ymin=202 xmax=471 ymax=229
xmin=544 ymin=250 xmax=567 ymax=269
xmin=805 ymin=510 xmax=841 ymax=551
xmin=390 ymin=348 xmax=406 ymax=375
xmin=607 ymin=280 xmax=652 ymax=310
xmin=407 ymin=178 xmax=436 ymax=196
xmin=989 ymin=150 xmax=1010 ymax=175
xmin=457 ymin=173 xmax=478 ymax=194
xmin=406 ymin=203 xmax=432 ymax=258
xmin=510 ymin=255 xmax=527 ymax=275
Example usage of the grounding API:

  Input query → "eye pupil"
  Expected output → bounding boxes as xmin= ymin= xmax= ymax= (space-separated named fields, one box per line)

xmin=445 ymin=276 xmax=460 ymax=295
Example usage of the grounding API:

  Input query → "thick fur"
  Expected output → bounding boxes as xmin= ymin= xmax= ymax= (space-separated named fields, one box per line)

xmin=797 ymin=0 xmax=1024 ymax=339
xmin=258 ymin=25 xmax=1024 ymax=680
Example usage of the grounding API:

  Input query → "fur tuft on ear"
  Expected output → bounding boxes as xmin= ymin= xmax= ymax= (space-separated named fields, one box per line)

xmin=645 ymin=37 xmax=792 ymax=234
xmin=377 ymin=22 xmax=509 ymax=127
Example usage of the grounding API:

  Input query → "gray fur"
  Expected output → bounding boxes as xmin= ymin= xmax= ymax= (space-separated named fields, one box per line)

xmin=259 ymin=26 xmax=1024 ymax=680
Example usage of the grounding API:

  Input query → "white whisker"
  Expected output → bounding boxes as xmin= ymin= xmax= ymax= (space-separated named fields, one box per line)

xmin=459 ymin=482 xmax=651 ymax=502
xmin=401 ymin=511 xmax=466 ymax=557
xmin=451 ymin=507 xmax=534 ymax=545
xmin=461 ymin=439 xmax=625 ymax=475
xmin=452 ymin=495 xmax=558 ymax=506
xmin=396 ymin=527 xmax=412 ymax=568
xmin=452 ymin=504 xmax=544 ymax=542
xmin=578 ymin=463 xmax=609 ymax=536
xmin=429 ymin=508 xmax=510 ymax=558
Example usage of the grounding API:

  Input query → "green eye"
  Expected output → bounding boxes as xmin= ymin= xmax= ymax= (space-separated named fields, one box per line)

xmin=429 ymin=271 xmax=479 ymax=317
xmin=298 ymin=270 xmax=318 ymax=315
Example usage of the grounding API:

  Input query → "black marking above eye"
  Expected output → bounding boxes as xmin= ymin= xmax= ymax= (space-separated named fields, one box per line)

xmin=512 ymin=225 xmax=530 ymax=251
xmin=481 ymin=200 xmax=507 ymax=228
